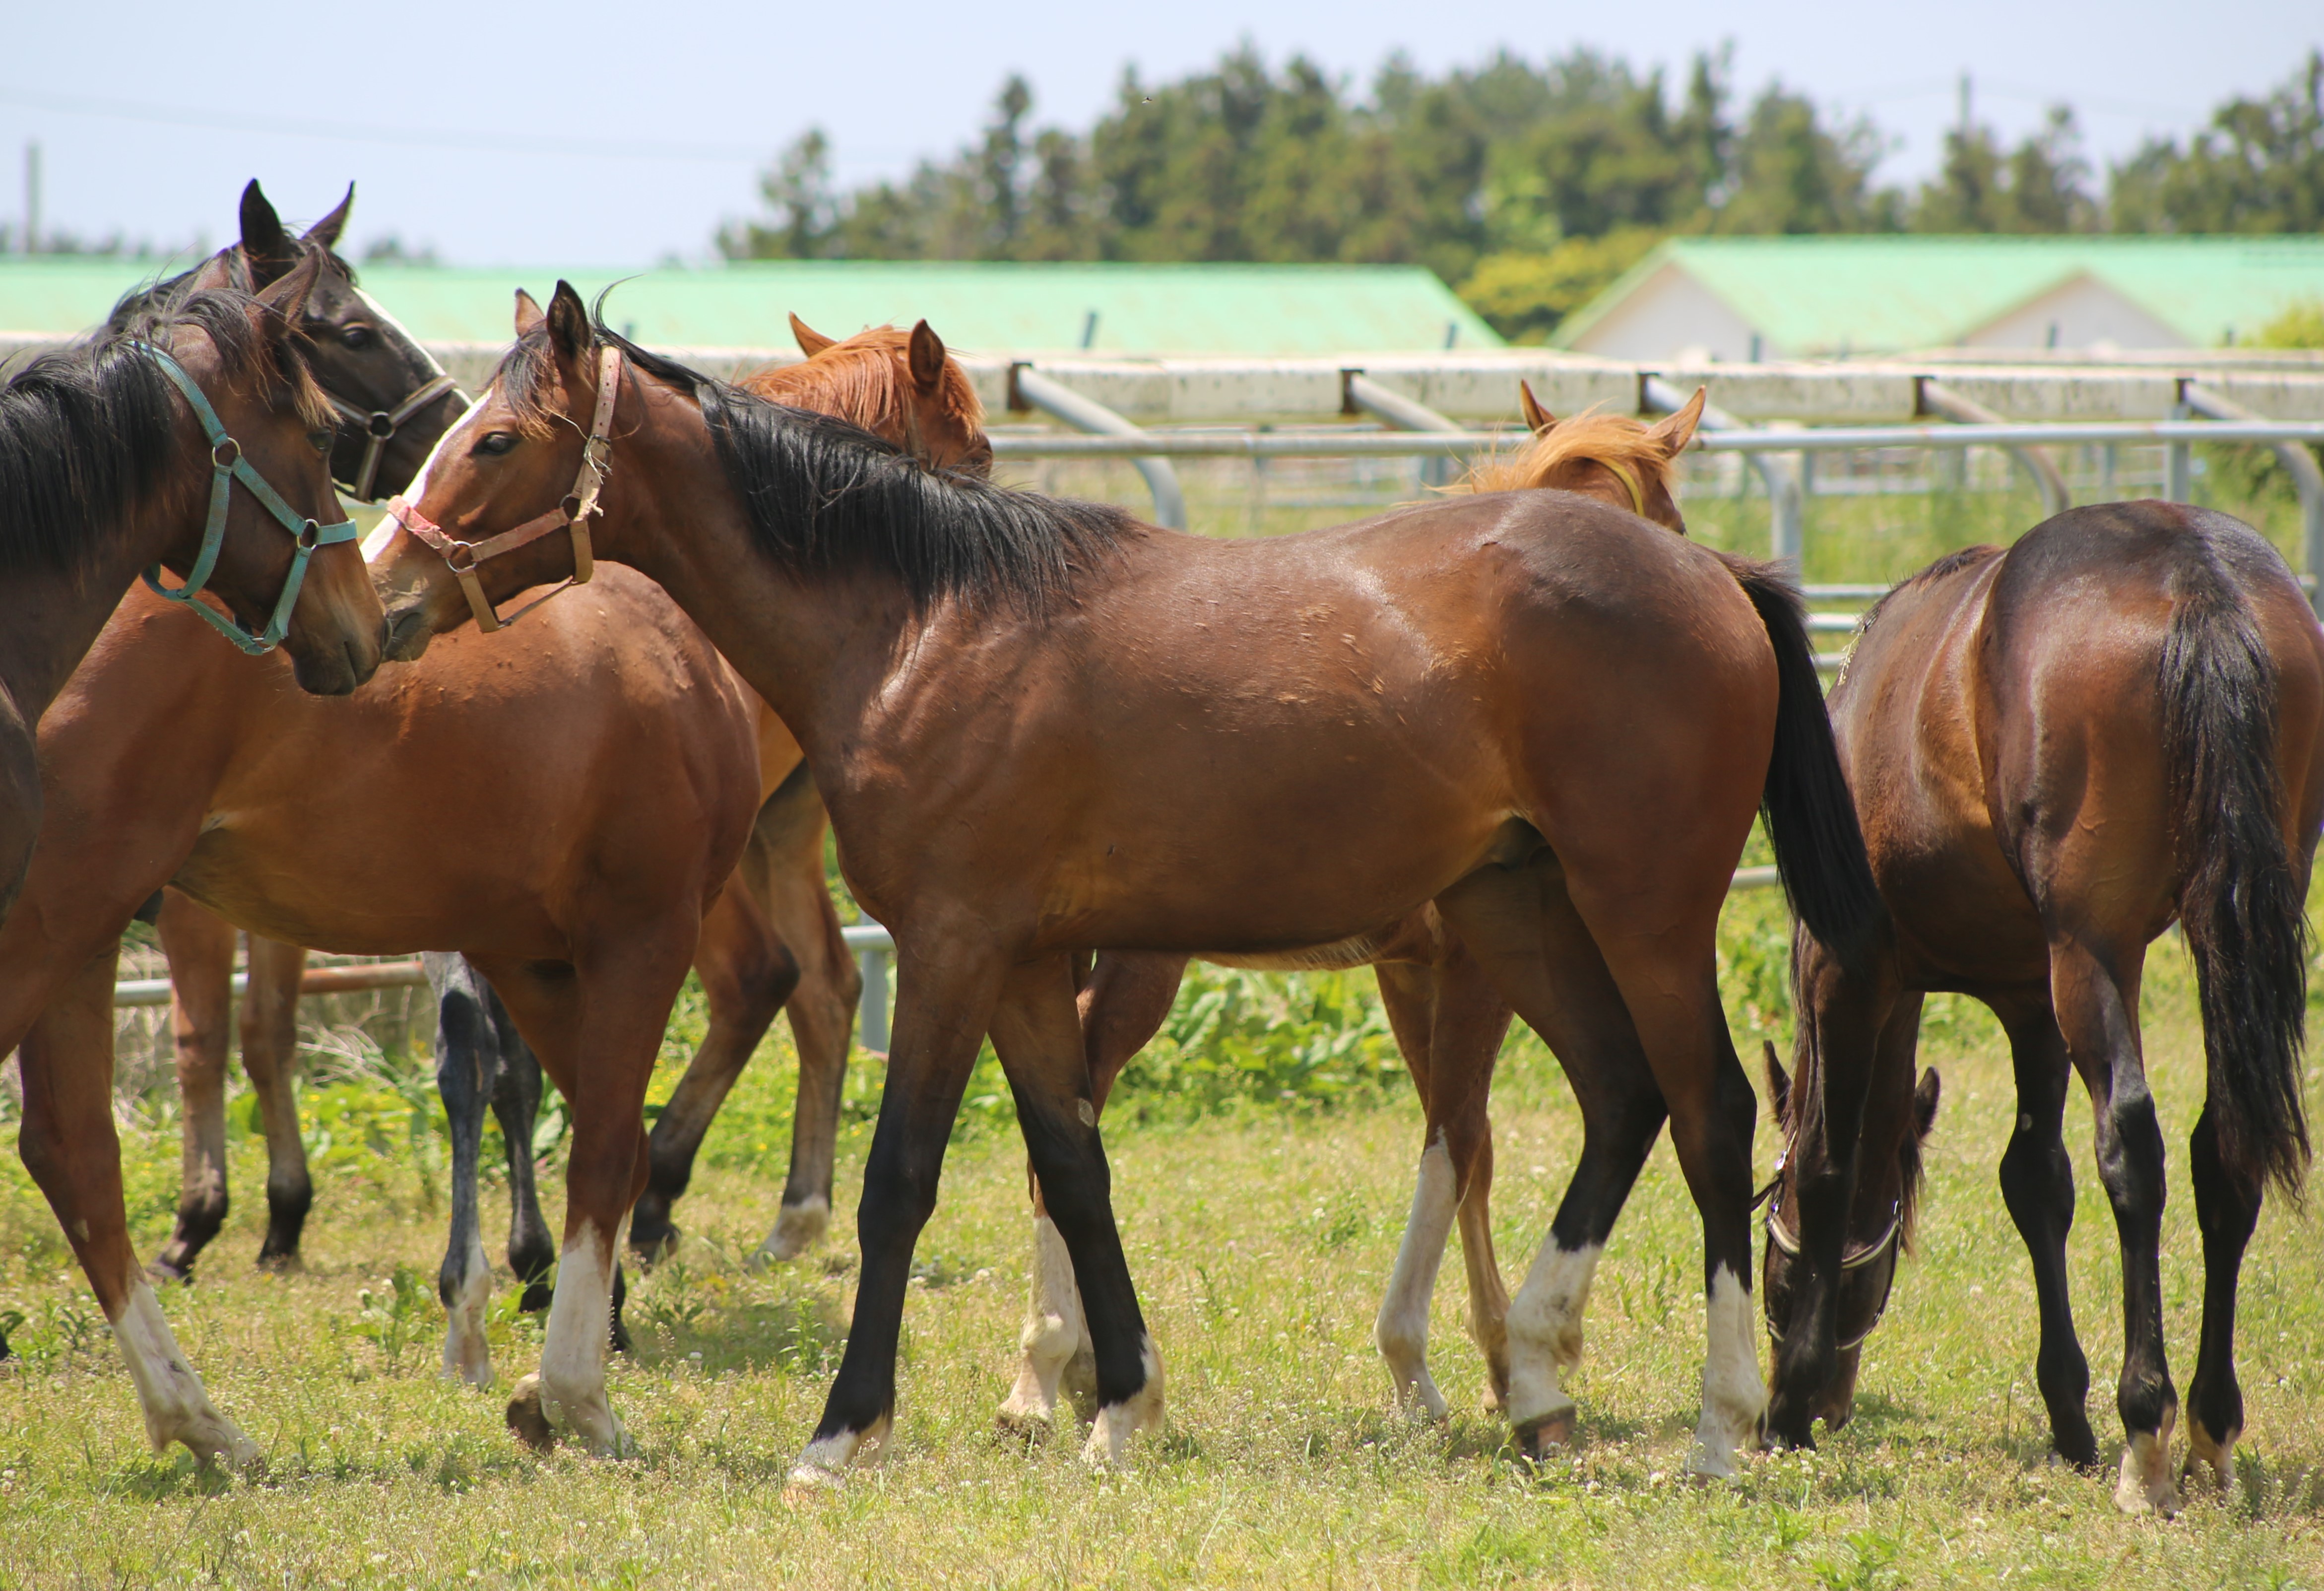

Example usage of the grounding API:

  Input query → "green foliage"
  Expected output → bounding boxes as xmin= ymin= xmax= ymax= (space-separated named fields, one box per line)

xmin=2258 ymin=299 xmax=2324 ymax=350
xmin=1109 ymin=963 xmax=1404 ymax=1121
xmin=1458 ymin=228 xmax=1663 ymax=343
xmin=2111 ymin=53 xmax=2324 ymax=235
xmin=350 ymin=1264 xmax=432 ymax=1374
xmin=1914 ymin=106 xmax=2097 ymax=234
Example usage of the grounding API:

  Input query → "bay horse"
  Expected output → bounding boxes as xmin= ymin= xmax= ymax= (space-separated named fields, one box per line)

xmin=1759 ymin=502 xmax=2322 ymax=1515
xmin=999 ymin=390 xmax=1709 ymax=1437
xmin=144 ymin=307 xmax=983 ymax=1294
xmin=0 ymin=265 xmax=384 ymax=922
xmin=372 ymin=283 xmax=1877 ymax=1481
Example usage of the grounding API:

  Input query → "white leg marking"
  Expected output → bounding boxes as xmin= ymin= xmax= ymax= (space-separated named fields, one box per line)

xmin=537 ymin=1228 xmax=631 ymax=1458
xmin=1080 ymin=1335 xmax=1165 ymax=1468
xmin=112 ymin=1280 xmax=258 ymax=1467
xmin=787 ymin=1410 xmax=892 ymax=1489
xmin=2187 ymin=1414 xmax=2237 ymax=1491
xmin=1375 ymin=1137 xmax=1458 ymax=1420
xmin=751 ymin=1195 xmax=831 ymax=1267
xmin=1504 ymin=1238 xmax=1604 ymax=1445
xmin=2116 ymin=1409 xmax=2182 ymax=1516
xmin=441 ymin=1231 xmax=495 ymax=1388
xmin=1688 ymin=1265 xmax=1768 ymax=1480
xmin=997 ymin=1215 xmax=1090 ymax=1432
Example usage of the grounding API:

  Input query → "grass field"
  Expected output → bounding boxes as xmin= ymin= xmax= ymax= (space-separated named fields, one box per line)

xmin=4 ymin=881 xmax=2324 ymax=1589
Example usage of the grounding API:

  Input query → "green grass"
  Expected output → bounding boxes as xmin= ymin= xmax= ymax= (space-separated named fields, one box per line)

xmin=3 ymin=884 xmax=2324 ymax=1588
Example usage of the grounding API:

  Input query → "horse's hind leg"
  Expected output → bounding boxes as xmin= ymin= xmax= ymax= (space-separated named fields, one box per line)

xmin=996 ymin=950 xmax=1183 ymax=1436
xmin=150 ymin=893 xmax=235 ymax=1283
xmin=2184 ymin=1103 xmax=2261 ymax=1490
xmin=482 ymin=975 xmax=557 ymax=1315
xmin=2051 ymin=937 xmax=2179 ymax=1515
xmin=1373 ymin=946 xmax=1516 ymax=1419
xmin=630 ymin=875 xmax=797 ymax=1264
xmin=18 ymin=942 xmax=257 ymax=1466
xmin=241 ymin=936 xmax=312 ymax=1267
xmin=1990 ymin=990 xmax=2099 ymax=1470
xmin=430 ymin=952 xmax=501 ymax=1385
xmin=1435 ymin=867 xmax=1666 ymax=1458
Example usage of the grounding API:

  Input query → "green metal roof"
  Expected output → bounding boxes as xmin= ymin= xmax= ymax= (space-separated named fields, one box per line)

xmin=0 ymin=258 xmax=1500 ymax=356
xmin=1555 ymin=236 xmax=2324 ymax=355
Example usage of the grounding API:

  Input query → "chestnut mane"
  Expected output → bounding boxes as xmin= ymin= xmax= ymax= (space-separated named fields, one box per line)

xmin=1458 ymin=406 xmax=1683 ymax=498
xmin=739 ymin=327 xmax=984 ymax=444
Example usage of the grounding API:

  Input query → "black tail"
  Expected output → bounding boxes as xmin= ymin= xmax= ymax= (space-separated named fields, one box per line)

xmin=1719 ymin=552 xmax=1885 ymax=976
xmin=2161 ymin=550 xmax=2311 ymax=1198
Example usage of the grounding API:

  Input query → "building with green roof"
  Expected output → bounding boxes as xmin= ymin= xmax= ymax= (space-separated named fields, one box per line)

xmin=1555 ymin=236 xmax=2324 ymax=362
xmin=0 ymin=258 xmax=1500 ymax=357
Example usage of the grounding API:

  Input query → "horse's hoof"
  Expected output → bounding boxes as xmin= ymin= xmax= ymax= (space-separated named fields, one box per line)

xmin=1513 ymin=1406 xmax=1578 ymax=1461
xmin=994 ymin=1400 xmax=1055 ymax=1443
xmin=518 ymin=1282 xmax=553 ymax=1316
xmin=506 ymin=1373 xmax=556 ymax=1454
xmin=2113 ymin=1428 xmax=2181 ymax=1517
xmin=253 ymin=1250 xmax=303 ymax=1275
xmin=627 ymin=1226 xmax=679 ymax=1268
xmin=146 ymin=1259 xmax=192 ymax=1288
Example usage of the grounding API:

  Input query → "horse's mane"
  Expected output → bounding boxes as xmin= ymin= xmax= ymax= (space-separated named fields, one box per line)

xmin=1776 ymin=1024 xmax=1931 ymax=1256
xmin=1457 ymin=406 xmax=1682 ymax=498
xmin=106 ymin=236 xmax=360 ymax=329
xmin=491 ymin=312 xmax=1132 ymax=611
xmin=0 ymin=288 xmax=326 ymax=574
xmin=1853 ymin=544 xmax=2004 ymax=638
xmin=738 ymin=327 xmax=985 ymax=444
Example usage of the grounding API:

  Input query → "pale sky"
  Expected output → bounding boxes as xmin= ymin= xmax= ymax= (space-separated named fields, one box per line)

xmin=4 ymin=0 xmax=2317 ymax=267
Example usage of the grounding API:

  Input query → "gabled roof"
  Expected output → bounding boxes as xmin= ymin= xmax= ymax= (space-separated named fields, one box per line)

xmin=0 ymin=258 xmax=1502 ymax=357
xmin=1554 ymin=236 xmax=2324 ymax=355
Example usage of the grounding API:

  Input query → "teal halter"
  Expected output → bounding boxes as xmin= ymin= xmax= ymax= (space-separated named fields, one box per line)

xmin=131 ymin=341 xmax=362 ymax=656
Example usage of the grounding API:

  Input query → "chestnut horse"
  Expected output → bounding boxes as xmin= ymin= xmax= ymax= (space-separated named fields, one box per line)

xmin=1761 ymin=503 xmax=2322 ymax=1515
xmin=1001 ymin=391 xmax=1709 ymax=1438
xmin=0 ymin=265 xmax=384 ymax=921
xmin=146 ymin=309 xmax=984 ymax=1297
xmin=373 ymin=284 xmax=1877 ymax=1481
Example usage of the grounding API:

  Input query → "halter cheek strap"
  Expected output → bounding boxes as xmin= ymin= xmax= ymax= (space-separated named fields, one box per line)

xmin=383 ymin=345 xmax=620 ymax=634
xmin=1600 ymin=457 xmax=1648 ymax=519
xmin=131 ymin=342 xmax=362 ymax=657
xmin=328 ymin=373 xmax=462 ymax=501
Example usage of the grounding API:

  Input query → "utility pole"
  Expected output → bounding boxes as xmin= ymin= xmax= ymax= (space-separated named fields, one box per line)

xmin=1957 ymin=73 xmax=1972 ymax=140
xmin=22 ymin=140 xmax=39 ymax=255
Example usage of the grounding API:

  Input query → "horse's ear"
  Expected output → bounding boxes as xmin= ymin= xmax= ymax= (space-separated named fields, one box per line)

xmin=302 ymin=184 xmax=354 ymax=251
xmin=1913 ymin=1068 xmax=1941 ymax=1142
xmin=252 ymin=249 xmax=323 ymax=336
xmin=1762 ymin=1040 xmax=1792 ymax=1123
xmin=185 ymin=251 xmax=239 ymax=293
xmin=545 ymin=280 xmax=595 ymax=369
xmin=907 ymin=320 xmax=948 ymax=393
xmin=513 ymin=288 xmax=546 ymax=337
xmin=1649 ymin=386 xmax=1707 ymax=457
xmin=789 ymin=312 xmax=837 ymax=357
xmin=238 ymin=180 xmax=297 ymax=284
xmin=1519 ymin=380 xmax=1554 ymax=435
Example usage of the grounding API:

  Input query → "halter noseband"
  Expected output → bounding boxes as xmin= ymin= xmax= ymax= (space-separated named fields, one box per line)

xmin=382 ymin=345 xmax=621 ymax=635
xmin=328 ymin=373 xmax=462 ymax=501
xmin=132 ymin=342 xmax=362 ymax=657
xmin=1761 ymin=1168 xmax=1904 ymax=1353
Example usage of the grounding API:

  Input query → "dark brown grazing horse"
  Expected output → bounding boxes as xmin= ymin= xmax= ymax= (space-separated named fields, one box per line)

xmin=372 ymin=284 xmax=1878 ymax=1480
xmin=1000 ymin=392 xmax=1710 ymax=1438
xmin=146 ymin=309 xmax=984 ymax=1291
xmin=1761 ymin=502 xmax=2322 ymax=1516
xmin=0 ymin=265 xmax=384 ymax=921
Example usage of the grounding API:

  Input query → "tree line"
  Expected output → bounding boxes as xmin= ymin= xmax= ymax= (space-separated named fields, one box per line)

xmin=719 ymin=48 xmax=2324 ymax=341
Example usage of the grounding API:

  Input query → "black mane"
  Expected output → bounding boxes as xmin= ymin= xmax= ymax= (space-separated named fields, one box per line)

xmin=493 ymin=314 xmax=1137 ymax=612
xmin=105 ymin=239 xmax=359 ymax=330
xmin=0 ymin=288 xmax=304 ymax=574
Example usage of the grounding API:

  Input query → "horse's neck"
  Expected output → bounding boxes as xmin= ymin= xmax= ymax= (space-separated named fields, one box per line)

xmin=0 ymin=480 xmax=194 ymax=724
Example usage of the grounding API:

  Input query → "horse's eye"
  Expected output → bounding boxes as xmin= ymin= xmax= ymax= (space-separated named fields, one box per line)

xmin=341 ymin=326 xmax=374 ymax=350
xmin=309 ymin=430 xmax=336 ymax=456
xmin=475 ymin=432 xmax=516 ymax=457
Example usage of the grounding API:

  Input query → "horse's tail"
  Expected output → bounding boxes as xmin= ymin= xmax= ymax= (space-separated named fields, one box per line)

xmin=2162 ymin=548 xmax=2311 ymax=1198
xmin=1717 ymin=552 xmax=1884 ymax=975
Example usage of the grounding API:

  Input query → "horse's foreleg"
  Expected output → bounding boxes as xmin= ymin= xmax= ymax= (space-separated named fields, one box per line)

xmin=794 ymin=945 xmax=1001 ymax=1483
xmin=1991 ymin=992 xmax=2097 ymax=1470
xmin=150 ymin=893 xmax=235 ymax=1283
xmin=632 ymin=877 xmax=797 ymax=1264
xmin=19 ymin=942 xmax=257 ymax=1467
xmin=989 ymin=953 xmax=1160 ymax=1468
xmin=2052 ymin=939 xmax=2178 ymax=1516
xmin=240 ymin=936 xmax=311 ymax=1268
xmin=429 ymin=952 xmax=499 ymax=1386
xmin=754 ymin=779 xmax=860 ymax=1264
xmin=2184 ymin=1102 xmax=2260 ymax=1491
xmin=996 ymin=950 xmax=1182 ymax=1437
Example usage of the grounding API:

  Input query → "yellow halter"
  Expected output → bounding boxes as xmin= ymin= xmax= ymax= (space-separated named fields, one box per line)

xmin=1599 ymin=457 xmax=1648 ymax=518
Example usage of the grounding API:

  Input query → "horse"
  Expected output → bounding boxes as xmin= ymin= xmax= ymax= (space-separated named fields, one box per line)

xmin=0 ymin=264 xmax=385 ymax=924
xmin=143 ymin=306 xmax=983 ymax=1297
xmin=998 ymin=390 xmax=1710 ymax=1437
xmin=372 ymin=282 xmax=1877 ymax=1482
xmin=1758 ymin=502 xmax=2323 ymax=1515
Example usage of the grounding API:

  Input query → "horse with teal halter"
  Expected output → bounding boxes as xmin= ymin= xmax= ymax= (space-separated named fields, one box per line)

xmin=132 ymin=341 xmax=361 ymax=655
